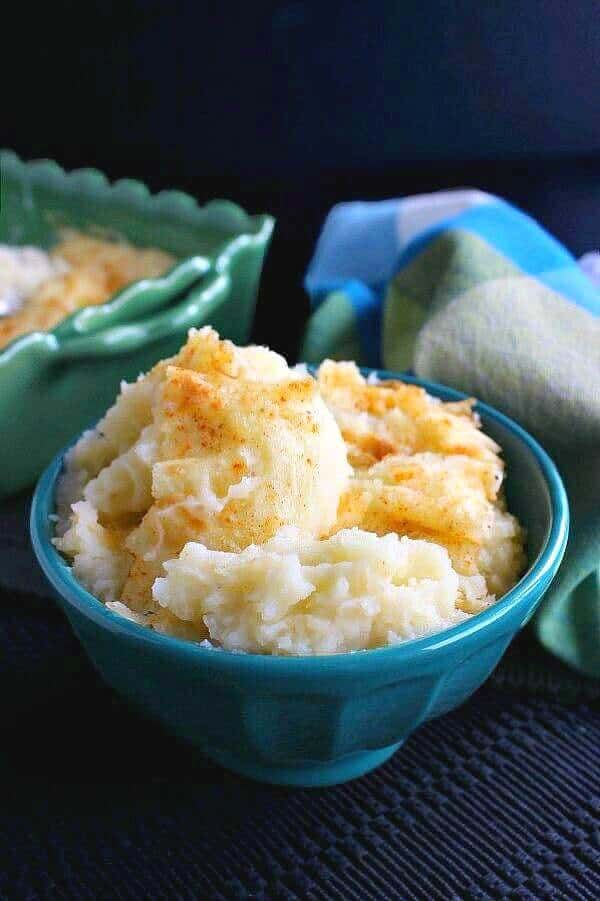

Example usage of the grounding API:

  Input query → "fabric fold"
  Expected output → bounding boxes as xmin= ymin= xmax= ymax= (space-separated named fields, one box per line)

xmin=302 ymin=189 xmax=600 ymax=676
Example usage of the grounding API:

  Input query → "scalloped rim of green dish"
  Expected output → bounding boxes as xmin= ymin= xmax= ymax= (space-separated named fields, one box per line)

xmin=0 ymin=149 xmax=274 ymax=357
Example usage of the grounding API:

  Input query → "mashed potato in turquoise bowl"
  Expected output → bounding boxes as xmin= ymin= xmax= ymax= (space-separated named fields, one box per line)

xmin=31 ymin=329 xmax=568 ymax=785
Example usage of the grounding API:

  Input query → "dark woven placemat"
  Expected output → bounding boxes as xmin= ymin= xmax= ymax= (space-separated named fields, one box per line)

xmin=1 ymin=586 xmax=599 ymax=901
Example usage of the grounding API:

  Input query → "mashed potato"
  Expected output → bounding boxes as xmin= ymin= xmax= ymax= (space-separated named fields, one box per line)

xmin=149 ymin=527 xmax=480 ymax=655
xmin=321 ymin=362 xmax=525 ymax=603
xmin=317 ymin=359 xmax=501 ymax=469
xmin=0 ymin=231 xmax=175 ymax=348
xmin=0 ymin=245 xmax=68 ymax=315
xmin=55 ymin=327 xmax=352 ymax=612
xmin=55 ymin=329 xmax=525 ymax=655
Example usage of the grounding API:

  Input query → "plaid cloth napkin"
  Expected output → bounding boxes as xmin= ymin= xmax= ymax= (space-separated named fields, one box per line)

xmin=302 ymin=190 xmax=600 ymax=677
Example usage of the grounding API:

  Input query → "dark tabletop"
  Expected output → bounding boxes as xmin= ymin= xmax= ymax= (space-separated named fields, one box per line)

xmin=1 ymin=582 xmax=599 ymax=900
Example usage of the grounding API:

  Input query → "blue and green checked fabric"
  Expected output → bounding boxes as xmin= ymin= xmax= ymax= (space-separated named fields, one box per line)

xmin=302 ymin=190 xmax=600 ymax=677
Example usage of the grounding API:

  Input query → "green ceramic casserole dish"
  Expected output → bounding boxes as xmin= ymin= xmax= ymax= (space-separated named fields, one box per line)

xmin=0 ymin=150 xmax=274 ymax=497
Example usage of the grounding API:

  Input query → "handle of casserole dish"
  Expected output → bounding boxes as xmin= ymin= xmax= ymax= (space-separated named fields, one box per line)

xmin=54 ymin=271 xmax=231 ymax=361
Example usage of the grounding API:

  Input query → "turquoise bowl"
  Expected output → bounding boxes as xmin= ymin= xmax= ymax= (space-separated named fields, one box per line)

xmin=30 ymin=373 xmax=569 ymax=787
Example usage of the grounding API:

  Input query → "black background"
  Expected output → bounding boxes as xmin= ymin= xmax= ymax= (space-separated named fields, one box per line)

xmin=4 ymin=0 xmax=600 ymax=359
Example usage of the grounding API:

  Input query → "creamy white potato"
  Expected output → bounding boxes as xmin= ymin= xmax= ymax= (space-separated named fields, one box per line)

xmin=55 ymin=328 xmax=525 ymax=654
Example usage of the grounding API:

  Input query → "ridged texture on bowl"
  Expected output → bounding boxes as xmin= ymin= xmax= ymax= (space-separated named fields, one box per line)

xmin=31 ymin=375 xmax=568 ymax=786
xmin=0 ymin=150 xmax=274 ymax=496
